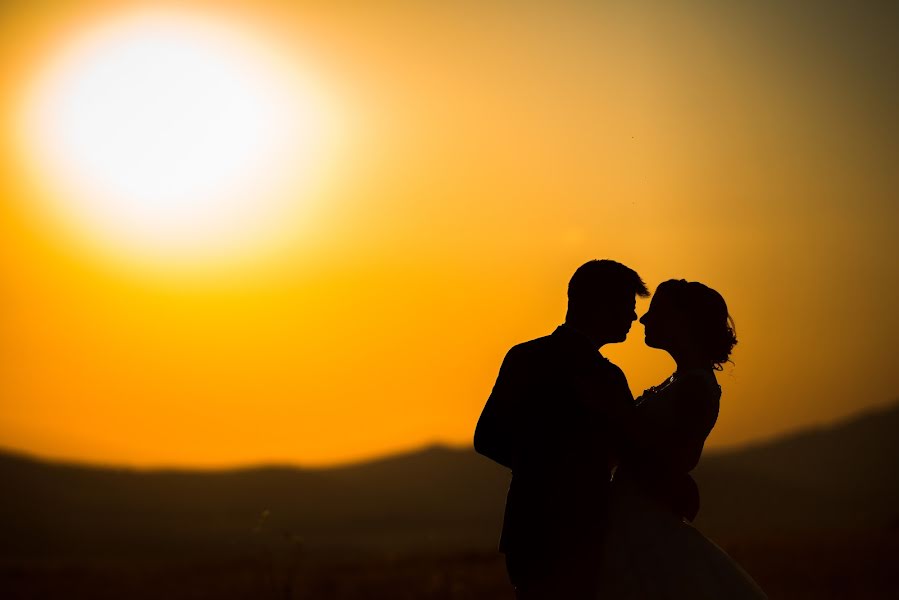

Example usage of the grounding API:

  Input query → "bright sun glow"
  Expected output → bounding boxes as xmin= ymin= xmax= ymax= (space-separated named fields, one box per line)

xmin=18 ymin=10 xmax=340 ymax=263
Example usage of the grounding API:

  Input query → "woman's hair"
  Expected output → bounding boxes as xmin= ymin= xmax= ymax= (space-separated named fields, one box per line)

xmin=656 ymin=279 xmax=737 ymax=370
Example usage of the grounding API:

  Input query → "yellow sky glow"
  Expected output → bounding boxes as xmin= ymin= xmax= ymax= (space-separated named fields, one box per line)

xmin=1 ymin=0 xmax=896 ymax=468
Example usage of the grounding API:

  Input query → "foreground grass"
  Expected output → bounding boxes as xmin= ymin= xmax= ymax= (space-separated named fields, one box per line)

xmin=1 ymin=533 xmax=896 ymax=599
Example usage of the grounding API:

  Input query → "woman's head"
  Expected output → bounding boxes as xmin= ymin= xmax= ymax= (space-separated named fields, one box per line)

xmin=639 ymin=279 xmax=737 ymax=370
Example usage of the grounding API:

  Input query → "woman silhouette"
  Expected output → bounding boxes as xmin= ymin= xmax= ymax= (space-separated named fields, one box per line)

xmin=597 ymin=279 xmax=767 ymax=598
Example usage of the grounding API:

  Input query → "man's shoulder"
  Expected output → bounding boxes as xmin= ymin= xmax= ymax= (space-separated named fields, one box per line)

xmin=495 ymin=335 xmax=558 ymax=375
xmin=506 ymin=333 xmax=558 ymax=359
xmin=601 ymin=358 xmax=627 ymax=377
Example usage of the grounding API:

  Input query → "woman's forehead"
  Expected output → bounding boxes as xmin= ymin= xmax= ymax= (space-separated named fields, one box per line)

xmin=649 ymin=288 xmax=676 ymax=308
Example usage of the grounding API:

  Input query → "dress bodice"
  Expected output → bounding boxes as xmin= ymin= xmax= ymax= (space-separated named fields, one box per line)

xmin=635 ymin=368 xmax=720 ymax=448
xmin=614 ymin=368 xmax=721 ymax=517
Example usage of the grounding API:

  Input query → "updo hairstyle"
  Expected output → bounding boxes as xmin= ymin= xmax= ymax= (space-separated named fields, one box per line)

xmin=656 ymin=279 xmax=737 ymax=370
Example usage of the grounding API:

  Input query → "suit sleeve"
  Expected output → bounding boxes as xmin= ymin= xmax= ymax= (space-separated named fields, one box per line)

xmin=603 ymin=364 xmax=637 ymax=465
xmin=473 ymin=347 xmax=525 ymax=469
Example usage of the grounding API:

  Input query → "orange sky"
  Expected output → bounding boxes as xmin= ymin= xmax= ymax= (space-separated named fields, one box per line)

xmin=1 ymin=0 xmax=897 ymax=467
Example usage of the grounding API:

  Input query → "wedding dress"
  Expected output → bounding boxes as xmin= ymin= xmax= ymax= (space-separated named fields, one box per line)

xmin=597 ymin=369 xmax=767 ymax=599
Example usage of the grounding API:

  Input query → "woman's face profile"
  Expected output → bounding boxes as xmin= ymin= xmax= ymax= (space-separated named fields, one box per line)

xmin=639 ymin=291 xmax=680 ymax=350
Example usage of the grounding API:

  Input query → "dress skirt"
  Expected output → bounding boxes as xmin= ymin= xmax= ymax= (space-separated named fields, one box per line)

xmin=597 ymin=479 xmax=767 ymax=599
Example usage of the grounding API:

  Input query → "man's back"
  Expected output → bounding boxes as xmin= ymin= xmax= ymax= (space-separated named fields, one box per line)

xmin=474 ymin=325 xmax=634 ymax=557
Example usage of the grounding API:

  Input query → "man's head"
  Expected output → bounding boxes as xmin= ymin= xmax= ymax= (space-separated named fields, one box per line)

xmin=566 ymin=259 xmax=649 ymax=347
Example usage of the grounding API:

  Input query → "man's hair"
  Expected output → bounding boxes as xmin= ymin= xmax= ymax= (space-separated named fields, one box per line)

xmin=567 ymin=259 xmax=649 ymax=305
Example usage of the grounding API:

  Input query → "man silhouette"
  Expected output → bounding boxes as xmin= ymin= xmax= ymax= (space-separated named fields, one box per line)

xmin=474 ymin=259 xmax=649 ymax=599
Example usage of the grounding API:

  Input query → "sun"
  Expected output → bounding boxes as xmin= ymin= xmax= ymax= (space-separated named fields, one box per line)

xmin=17 ymin=9 xmax=340 ymax=264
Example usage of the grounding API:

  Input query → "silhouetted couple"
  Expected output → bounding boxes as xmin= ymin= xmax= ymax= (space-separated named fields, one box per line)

xmin=475 ymin=259 xmax=767 ymax=599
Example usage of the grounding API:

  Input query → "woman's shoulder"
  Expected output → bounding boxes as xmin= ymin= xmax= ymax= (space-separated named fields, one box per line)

xmin=673 ymin=369 xmax=721 ymax=427
xmin=675 ymin=368 xmax=720 ymax=396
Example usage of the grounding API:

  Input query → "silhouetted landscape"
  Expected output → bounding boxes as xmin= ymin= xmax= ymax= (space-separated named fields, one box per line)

xmin=2 ymin=401 xmax=898 ymax=599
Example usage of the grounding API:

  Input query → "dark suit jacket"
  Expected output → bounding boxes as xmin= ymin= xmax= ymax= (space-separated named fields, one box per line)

xmin=474 ymin=325 xmax=635 ymax=557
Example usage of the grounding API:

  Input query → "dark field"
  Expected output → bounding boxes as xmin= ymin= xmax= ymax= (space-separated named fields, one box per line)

xmin=2 ymin=533 xmax=897 ymax=599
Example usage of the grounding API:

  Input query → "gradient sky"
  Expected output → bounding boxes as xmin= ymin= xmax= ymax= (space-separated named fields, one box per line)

xmin=1 ymin=0 xmax=897 ymax=467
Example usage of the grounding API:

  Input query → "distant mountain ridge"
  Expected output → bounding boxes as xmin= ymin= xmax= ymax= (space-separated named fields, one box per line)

xmin=2 ymin=401 xmax=897 ymax=560
xmin=694 ymin=399 xmax=899 ymax=536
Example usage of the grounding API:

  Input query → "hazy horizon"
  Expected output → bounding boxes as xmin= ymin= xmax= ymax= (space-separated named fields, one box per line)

xmin=2 ymin=394 xmax=896 ymax=471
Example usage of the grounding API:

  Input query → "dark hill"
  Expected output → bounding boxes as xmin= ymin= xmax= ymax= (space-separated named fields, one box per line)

xmin=694 ymin=400 xmax=899 ymax=536
xmin=1 ymin=401 xmax=897 ymax=560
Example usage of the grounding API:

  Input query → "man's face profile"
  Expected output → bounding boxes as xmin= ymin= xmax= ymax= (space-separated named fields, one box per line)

xmin=578 ymin=292 xmax=637 ymax=345
xmin=603 ymin=294 xmax=638 ymax=342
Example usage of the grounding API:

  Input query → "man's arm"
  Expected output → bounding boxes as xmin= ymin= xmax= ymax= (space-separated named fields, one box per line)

xmin=608 ymin=365 xmax=638 ymax=466
xmin=573 ymin=363 xmax=636 ymax=468
xmin=473 ymin=347 xmax=525 ymax=469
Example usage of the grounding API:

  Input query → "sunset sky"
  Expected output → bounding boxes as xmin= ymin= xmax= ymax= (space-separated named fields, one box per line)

xmin=1 ymin=0 xmax=896 ymax=468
